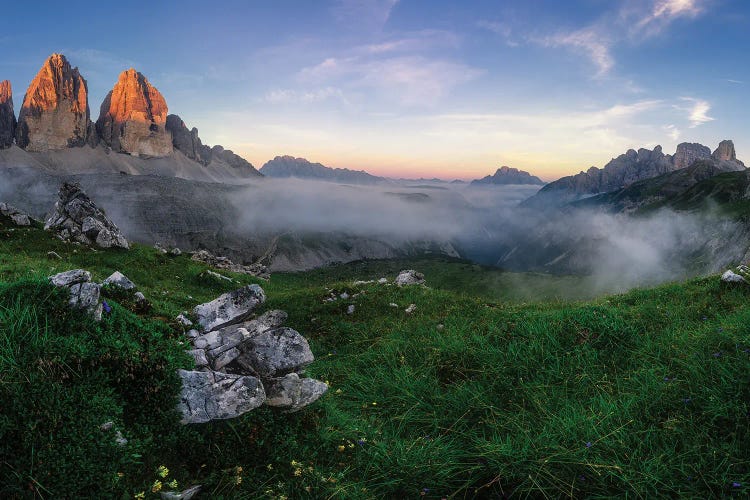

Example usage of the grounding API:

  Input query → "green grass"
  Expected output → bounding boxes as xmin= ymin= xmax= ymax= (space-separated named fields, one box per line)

xmin=1 ymin=215 xmax=750 ymax=498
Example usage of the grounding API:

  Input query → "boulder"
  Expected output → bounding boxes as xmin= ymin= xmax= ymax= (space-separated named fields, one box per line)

xmin=721 ymin=270 xmax=746 ymax=283
xmin=44 ymin=183 xmax=129 ymax=249
xmin=96 ymin=69 xmax=172 ymax=157
xmin=177 ymin=369 xmax=266 ymax=424
xmin=16 ymin=54 xmax=90 ymax=151
xmin=264 ymin=373 xmax=328 ymax=412
xmin=0 ymin=203 xmax=32 ymax=226
xmin=160 ymin=485 xmax=202 ymax=500
xmin=103 ymin=271 xmax=136 ymax=290
xmin=395 ymin=269 xmax=425 ymax=286
xmin=0 ymin=80 xmax=16 ymax=148
xmin=49 ymin=269 xmax=91 ymax=287
xmin=235 ymin=327 xmax=314 ymax=378
xmin=48 ymin=269 xmax=102 ymax=320
xmin=193 ymin=284 xmax=266 ymax=331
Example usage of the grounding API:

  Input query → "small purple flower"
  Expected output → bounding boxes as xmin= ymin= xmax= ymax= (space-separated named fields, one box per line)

xmin=357 ymin=439 xmax=365 ymax=446
xmin=682 ymin=398 xmax=691 ymax=404
xmin=102 ymin=301 xmax=111 ymax=314
xmin=663 ymin=376 xmax=671 ymax=382
xmin=732 ymin=482 xmax=742 ymax=488
xmin=585 ymin=441 xmax=592 ymax=448
xmin=578 ymin=475 xmax=586 ymax=482
xmin=713 ymin=352 xmax=723 ymax=358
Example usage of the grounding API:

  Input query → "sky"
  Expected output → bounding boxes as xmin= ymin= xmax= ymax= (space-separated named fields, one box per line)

xmin=0 ymin=0 xmax=748 ymax=180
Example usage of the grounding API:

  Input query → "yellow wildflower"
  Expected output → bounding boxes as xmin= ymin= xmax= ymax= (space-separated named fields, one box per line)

xmin=167 ymin=479 xmax=178 ymax=489
xmin=267 ymin=464 xmax=274 ymax=471
xmin=235 ymin=476 xmax=243 ymax=485
xmin=116 ymin=472 xmax=124 ymax=478
xmin=157 ymin=465 xmax=169 ymax=478
xmin=235 ymin=466 xmax=243 ymax=474
xmin=337 ymin=445 xmax=346 ymax=452
xmin=290 ymin=460 xmax=301 ymax=467
xmin=294 ymin=468 xmax=302 ymax=477
xmin=372 ymin=402 xmax=377 ymax=406
xmin=151 ymin=480 xmax=163 ymax=493
xmin=134 ymin=492 xmax=145 ymax=500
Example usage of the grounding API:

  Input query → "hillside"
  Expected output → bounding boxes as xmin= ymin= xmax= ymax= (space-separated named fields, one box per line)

xmin=2 ymin=215 xmax=750 ymax=498
xmin=260 ymin=156 xmax=385 ymax=185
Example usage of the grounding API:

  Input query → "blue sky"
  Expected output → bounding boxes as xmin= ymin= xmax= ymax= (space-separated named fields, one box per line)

xmin=0 ymin=0 xmax=748 ymax=180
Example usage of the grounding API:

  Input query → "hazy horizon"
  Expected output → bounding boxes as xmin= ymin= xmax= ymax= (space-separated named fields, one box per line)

xmin=1 ymin=0 xmax=748 ymax=180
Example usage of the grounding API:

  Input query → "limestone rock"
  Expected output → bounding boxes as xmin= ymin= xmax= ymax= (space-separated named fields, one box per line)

xmin=673 ymin=143 xmax=711 ymax=169
xmin=193 ymin=284 xmax=266 ymax=331
xmin=177 ymin=369 xmax=266 ymax=424
xmin=235 ymin=327 xmax=314 ymax=378
xmin=103 ymin=271 xmax=135 ymax=290
xmin=721 ymin=269 xmax=746 ymax=283
xmin=0 ymin=80 xmax=16 ymax=148
xmin=395 ymin=269 xmax=425 ymax=286
xmin=713 ymin=140 xmax=737 ymax=162
xmin=160 ymin=485 xmax=202 ymax=500
xmin=166 ymin=114 xmax=210 ymax=165
xmin=191 ymin=249 xmax=269 ymax=279
xmin=0 ymin=203 xmax=32 ymax=226
xmin=264 ymin=373 xmax=328 ymax=412
xmin=49 ymin=269 xmax=91 ymax=287
xmin=44 ymin=183 xmax=129 ymax=249
xmin=96 ymin=69 xmax=172 ymax=157
xmin=48 ymin=269 xmax=102 ymax=320
xmin=16 ymin=54 xmax=90 ymax=151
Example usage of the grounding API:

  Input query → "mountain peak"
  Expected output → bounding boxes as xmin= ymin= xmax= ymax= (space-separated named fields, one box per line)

xmin=471 ymin=166 xmax=544 ymax=186
xmin=0 ymin=80 xmax=15 ymax=149
xmin=713 ymin=140 xmax=736 ymax=162
xmin=96 ymin=68 xmax=171 ymax=157
xmin=260 ymin=156 xmax=384 ymax=184
xmin=16 ymin=53 xmax=90 ymax=151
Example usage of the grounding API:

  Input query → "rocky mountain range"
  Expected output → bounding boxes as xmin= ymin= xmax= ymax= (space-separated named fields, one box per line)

xmin=0 ymin=53 xmax=260 ymax=178
xmin=523 ymin=141 xmax=745 ymax=208
xmin=259 ymin=156 xmax=385 ymax=184
xmin=470 ymin=166 xmax=544 ymax=186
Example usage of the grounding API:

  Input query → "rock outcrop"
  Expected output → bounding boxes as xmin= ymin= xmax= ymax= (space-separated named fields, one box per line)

xmin=179 ymin=285 xmax=327 ymax=423
xmin=0 ymin=80 xmax=16 ymax=148
xmin=166 ymin=114 xmax=211 ymax=165
xmin=44 ymin=182 xmax=129 ymax=249
xmin=191 ymin=249 xmax=269 ymax=279
xmin=260 ymin=156 xmax=384 ymax=184
xmin=395 ymin=269 xmax=425 ymax=286
xmin=16 ymin=54 xmax=91 ymax=151
xmin=470 ymin=166 xmax=545 ymax=186
xmin=712 ymin=140 xmax=744 ymax=167
xmin=673 ymin=143 xmax=711 ymax=169
xmin=96 ymin=69 xmax=172 ymax=157
xmin=48 ymin=269 xmax=103 ymax=321
xmin=0 ymin=203 xmax=32 ymax=226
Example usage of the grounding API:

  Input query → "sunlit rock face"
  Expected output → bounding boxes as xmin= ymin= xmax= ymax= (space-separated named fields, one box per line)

xmin=673 ymin=143 xmax=711 ymax=169
xmin=0 ymin=80 xmax=16 ymax=149
xmin=16 ymin=54 xmax=90 ymax=151
xmin=96 ymin=69 xmax=172 ymax=157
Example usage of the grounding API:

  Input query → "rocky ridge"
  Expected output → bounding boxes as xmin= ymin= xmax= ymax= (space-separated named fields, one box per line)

xmin=16 ymin=54 xmax=90 ymax=151
xmin=470 ymin=166 xmax=545 ymax=186
xmin=260 ymin=156 xmax=384 ymax=184
xmin=523 ymin=140 xmax=745 ymax=208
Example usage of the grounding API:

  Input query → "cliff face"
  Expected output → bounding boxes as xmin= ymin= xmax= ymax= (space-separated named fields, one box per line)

xmin=260 ymin=156 xmax=383 ymax=184
xmin=0 ymin=80 xmax=16 ymax=149
xmin=96 ymin=69 xmax=172 ymax=157
xmin=16 ymin=54 xmax=90 ymax=151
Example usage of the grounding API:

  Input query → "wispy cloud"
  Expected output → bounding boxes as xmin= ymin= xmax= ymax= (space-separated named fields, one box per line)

xmin=299 ymin=55 xmax=483 ymax=106
xmin=361 ymin=30 xmax=460 ymax=54
xmin=264 ymin=87 xmax=349 ymax=105
xmin=727 ymin=79 xmax=743 ymax=84
xmin=663 ymin=124 xmax=681 ymax=140
xmin=635 ymin=0 xmax=707 ymax=36
xmin=332 ymin=0 xmax=400 ymax=32
xmin=539 ymin=28 xmax=614 ymax=77
xmin=678 ymin=97 xmax=714 ymax=128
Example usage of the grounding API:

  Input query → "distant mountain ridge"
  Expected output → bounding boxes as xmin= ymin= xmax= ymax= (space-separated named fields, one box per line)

xmin=471 ymin=166 xmax=544 ymax=186
xmin=260 ymin=156 xmax=385 ymax=184
xmin=523 ymin=140 xmax=744 ymax=208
